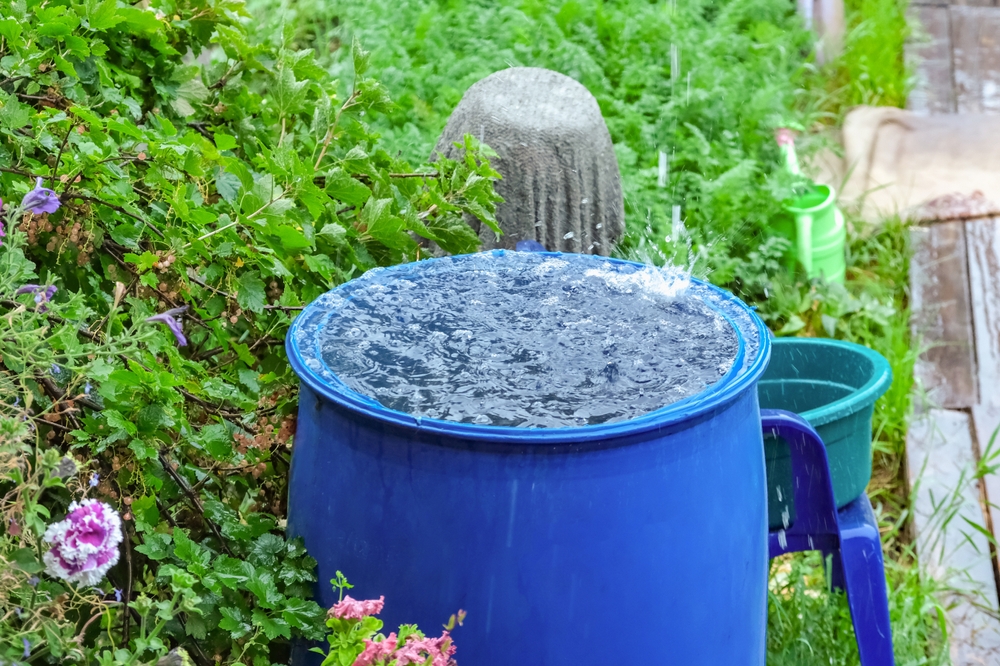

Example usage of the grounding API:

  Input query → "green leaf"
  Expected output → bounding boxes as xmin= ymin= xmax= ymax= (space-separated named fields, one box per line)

xmin=246 ymin=569 xmax=283 ymax=609
xmin=236 ymin=271 xmax=267 ymax=313
xmin=0 ymin=92 xmax=31 ymax=129
xmin=185 ymin=614 xmax=208 ymax=640
xmin=249 ymin=533 xmax=286 ymax=567
xmin=362 ymin=198 xmax=410 ymax=249
xmin=270 ymin=224 xmax=312 ymax=251
xmin=131 ymin=495 xmax=160 ymax=533
xmin=777 ymin=315 xmax=806 ymax=336
xmin=325 ymin=169 xmax=371 ymax=207
xmin=171 ymin=76 xmax=209 ymax=117
xmin=134 ymin=532 xmax=173 ymax=560
xmin=86 ymin=0 xmax=123 ymax=30
xmin=219 ymin=607 xmax=252 ymax=639
xmin=0 ymin=18 xmax=22 ymax=43
xmin=214 ymin=133 xmax=237 ymax=151
xmin=210 ymin=556 xmax=254 ymax=591
xmin=11 ymin=547 xmax=44 ymax=574
xmin=252 ymin=609 xmax=291 ymax=640
xmin=117 ymin=6 xmax=163 ymax=33
xmin=273 ymin=65 xmax=309 ymax=118
xmin=280 ymin=598 xmax=324 ymax=630
xmin=352 ymin=35 xmax=371 ymax=77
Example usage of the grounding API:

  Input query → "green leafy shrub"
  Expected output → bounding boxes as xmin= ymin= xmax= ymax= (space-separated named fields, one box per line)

xmin=0 ymin=0 xmax=499 ymax=662
xmin=255 ymin=0 xmax=828 ymax=289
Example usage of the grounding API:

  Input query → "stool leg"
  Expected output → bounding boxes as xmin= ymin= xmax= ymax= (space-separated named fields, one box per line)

xmin=838 ymin=497 xmax=895 ymax=666
xmin=823 ymin=547 xmax=845 ymax=592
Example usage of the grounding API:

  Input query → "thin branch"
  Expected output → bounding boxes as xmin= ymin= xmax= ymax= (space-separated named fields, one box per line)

xmin=209 ymin=61 xmax=242 ymax=90
xmin=0 ymin=299 xmax=100 ymax=341
xmin=187 ymin=121 xmax=213 ymax=140
xmin=158 ymin=450 xmax=232 ymax=556
xmin=0 ymin=165 xmax=47 ymax=180
xmin=122 ymin=521 xmax=133 ymax=642
xmin=50 ymin=124 xmax=75 ymax=189
xmin=66 ymin=192 xmax=165 ymax=239
xmin=185 ymin=271 xmax=304 ymax=311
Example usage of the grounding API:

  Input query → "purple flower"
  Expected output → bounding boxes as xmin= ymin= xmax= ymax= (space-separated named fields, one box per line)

xmin=28 ymin=576 xmax=39 ymax=587
xmin=23 ymin=637 xmax=30 ymax=659
xmin=22 ymin=177 xmax=61 ymax=215
xmin=114 ymin=587 xmax=122 ymax=603
xmin=15 ymin=284 xmax=57 ymax=311
xmin=89 ymin=472 xmax=99 ymax=488
xmin=85 ymin=381 xmax=92 ymax=395
xmin=145 ymin=306 xmax=188 ymax=346
xmin=42 ymin=499 xmax=123 ymax=586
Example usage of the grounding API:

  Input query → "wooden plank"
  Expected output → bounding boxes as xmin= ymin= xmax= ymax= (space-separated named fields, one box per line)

xmin=908 ymin=6 xmax=955 ymax=114
xmin=910 ymin=223 xmax=979 ymax=408
xmin=949 ymin=0 xmax=994 ymax=8
xmin=951 ymin=6 xmax=1000 ymax=114
xmin=973 ymin=403 xmax=1000 ymax=551
xmin=907 ymin=409 xmax=1000 ymax=663
xmin=966 ymin=217 xmax=1000 ymax=402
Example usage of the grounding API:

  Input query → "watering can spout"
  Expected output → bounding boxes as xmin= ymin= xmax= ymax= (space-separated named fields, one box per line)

xmin=772 ymin=129 xmax=847 ymax=284
xmin=775 ymin=128 xmax=801 ymax=176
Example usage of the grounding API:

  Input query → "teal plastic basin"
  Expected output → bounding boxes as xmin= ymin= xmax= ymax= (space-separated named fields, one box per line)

xmin=759 ymin=338 xmax=892 ymax=530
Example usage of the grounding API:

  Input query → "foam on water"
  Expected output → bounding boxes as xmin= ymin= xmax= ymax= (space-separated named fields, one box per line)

xmin=304 ymin=252 xmax=744 ymax=428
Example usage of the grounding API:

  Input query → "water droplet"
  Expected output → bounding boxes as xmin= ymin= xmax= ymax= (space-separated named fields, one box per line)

xmin=563 ymin=232 xmax=575 ymax=240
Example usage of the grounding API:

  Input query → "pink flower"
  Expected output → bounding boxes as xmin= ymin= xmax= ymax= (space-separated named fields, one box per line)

xmin=352 ymin=633 xmax=398 ymax=666
xmin=43 ymin=499 xmax=123 ymax=586
xmin=774 ymin=128 xmax=796 ymax=147
xmin=329 ymin=595 xmax=385 ymax=620
xmin=395 ymin=632 xmax=456 ymax=666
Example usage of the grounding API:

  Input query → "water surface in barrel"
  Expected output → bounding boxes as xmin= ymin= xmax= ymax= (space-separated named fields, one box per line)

xmin=315 ymin=252 xmax=740 ymax=427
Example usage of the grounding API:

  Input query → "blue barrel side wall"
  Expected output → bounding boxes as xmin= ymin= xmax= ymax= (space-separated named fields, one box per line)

xmin=289 ymin=382 xmax=768 ymax=666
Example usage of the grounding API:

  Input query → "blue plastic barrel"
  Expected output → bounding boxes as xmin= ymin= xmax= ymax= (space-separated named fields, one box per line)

xmin=287 ymin=252 xmax=772 ymax=666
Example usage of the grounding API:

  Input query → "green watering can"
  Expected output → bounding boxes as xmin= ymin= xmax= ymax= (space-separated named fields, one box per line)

xmin=775 ymin=131 xmax=847 ymax=283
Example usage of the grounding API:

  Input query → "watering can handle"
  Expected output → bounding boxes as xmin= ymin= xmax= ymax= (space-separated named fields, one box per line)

xmin=759 ymin=409 xmax=838 ymax=540
xmin=795 ymin=213 xmax=813 ymax=274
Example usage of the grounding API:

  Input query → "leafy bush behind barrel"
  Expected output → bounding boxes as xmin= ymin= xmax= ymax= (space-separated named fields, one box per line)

xmin=0 ymin=0 xmax=500 ymax=663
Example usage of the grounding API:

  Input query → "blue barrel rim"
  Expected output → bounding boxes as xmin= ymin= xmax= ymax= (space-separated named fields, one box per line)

xmin=286 ymin=251 xmax=772 ymax=444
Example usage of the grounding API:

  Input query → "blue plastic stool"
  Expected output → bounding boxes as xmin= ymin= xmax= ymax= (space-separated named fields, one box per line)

xmin=762 ymin=410 xmax=895 ymax=666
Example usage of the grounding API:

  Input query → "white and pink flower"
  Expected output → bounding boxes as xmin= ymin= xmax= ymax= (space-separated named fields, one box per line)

xmin=42 ymin=499 xmax=123 ymax=586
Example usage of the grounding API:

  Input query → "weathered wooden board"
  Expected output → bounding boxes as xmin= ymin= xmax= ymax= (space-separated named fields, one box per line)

xmin=966 ymin=217 xmax=1000 ymax=404
xmin=908 ymin=409 xmax=1000 ymax=664
xmin=949 ymin=0 xmax=995 ymax=9
xmin=910 ymin=223 xmax=979 ymax=408
xmin=974 ymin=402 xmax=1000 ymax=552
xmin=951 ymin=6 xmax=1000 ymax=114
xmin=908 ymin=6 xmax=956 ymax=114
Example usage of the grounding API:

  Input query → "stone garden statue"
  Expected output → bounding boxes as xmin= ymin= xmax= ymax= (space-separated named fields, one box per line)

xmin=433 ymin=67 xmax=625 ymax=255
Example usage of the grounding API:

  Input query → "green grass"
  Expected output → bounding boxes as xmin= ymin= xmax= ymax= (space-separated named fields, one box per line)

xmin=826 ymin=0 xmax=912 ymax=114
xmin=768 ymin=549 xmax=950 ymax=666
